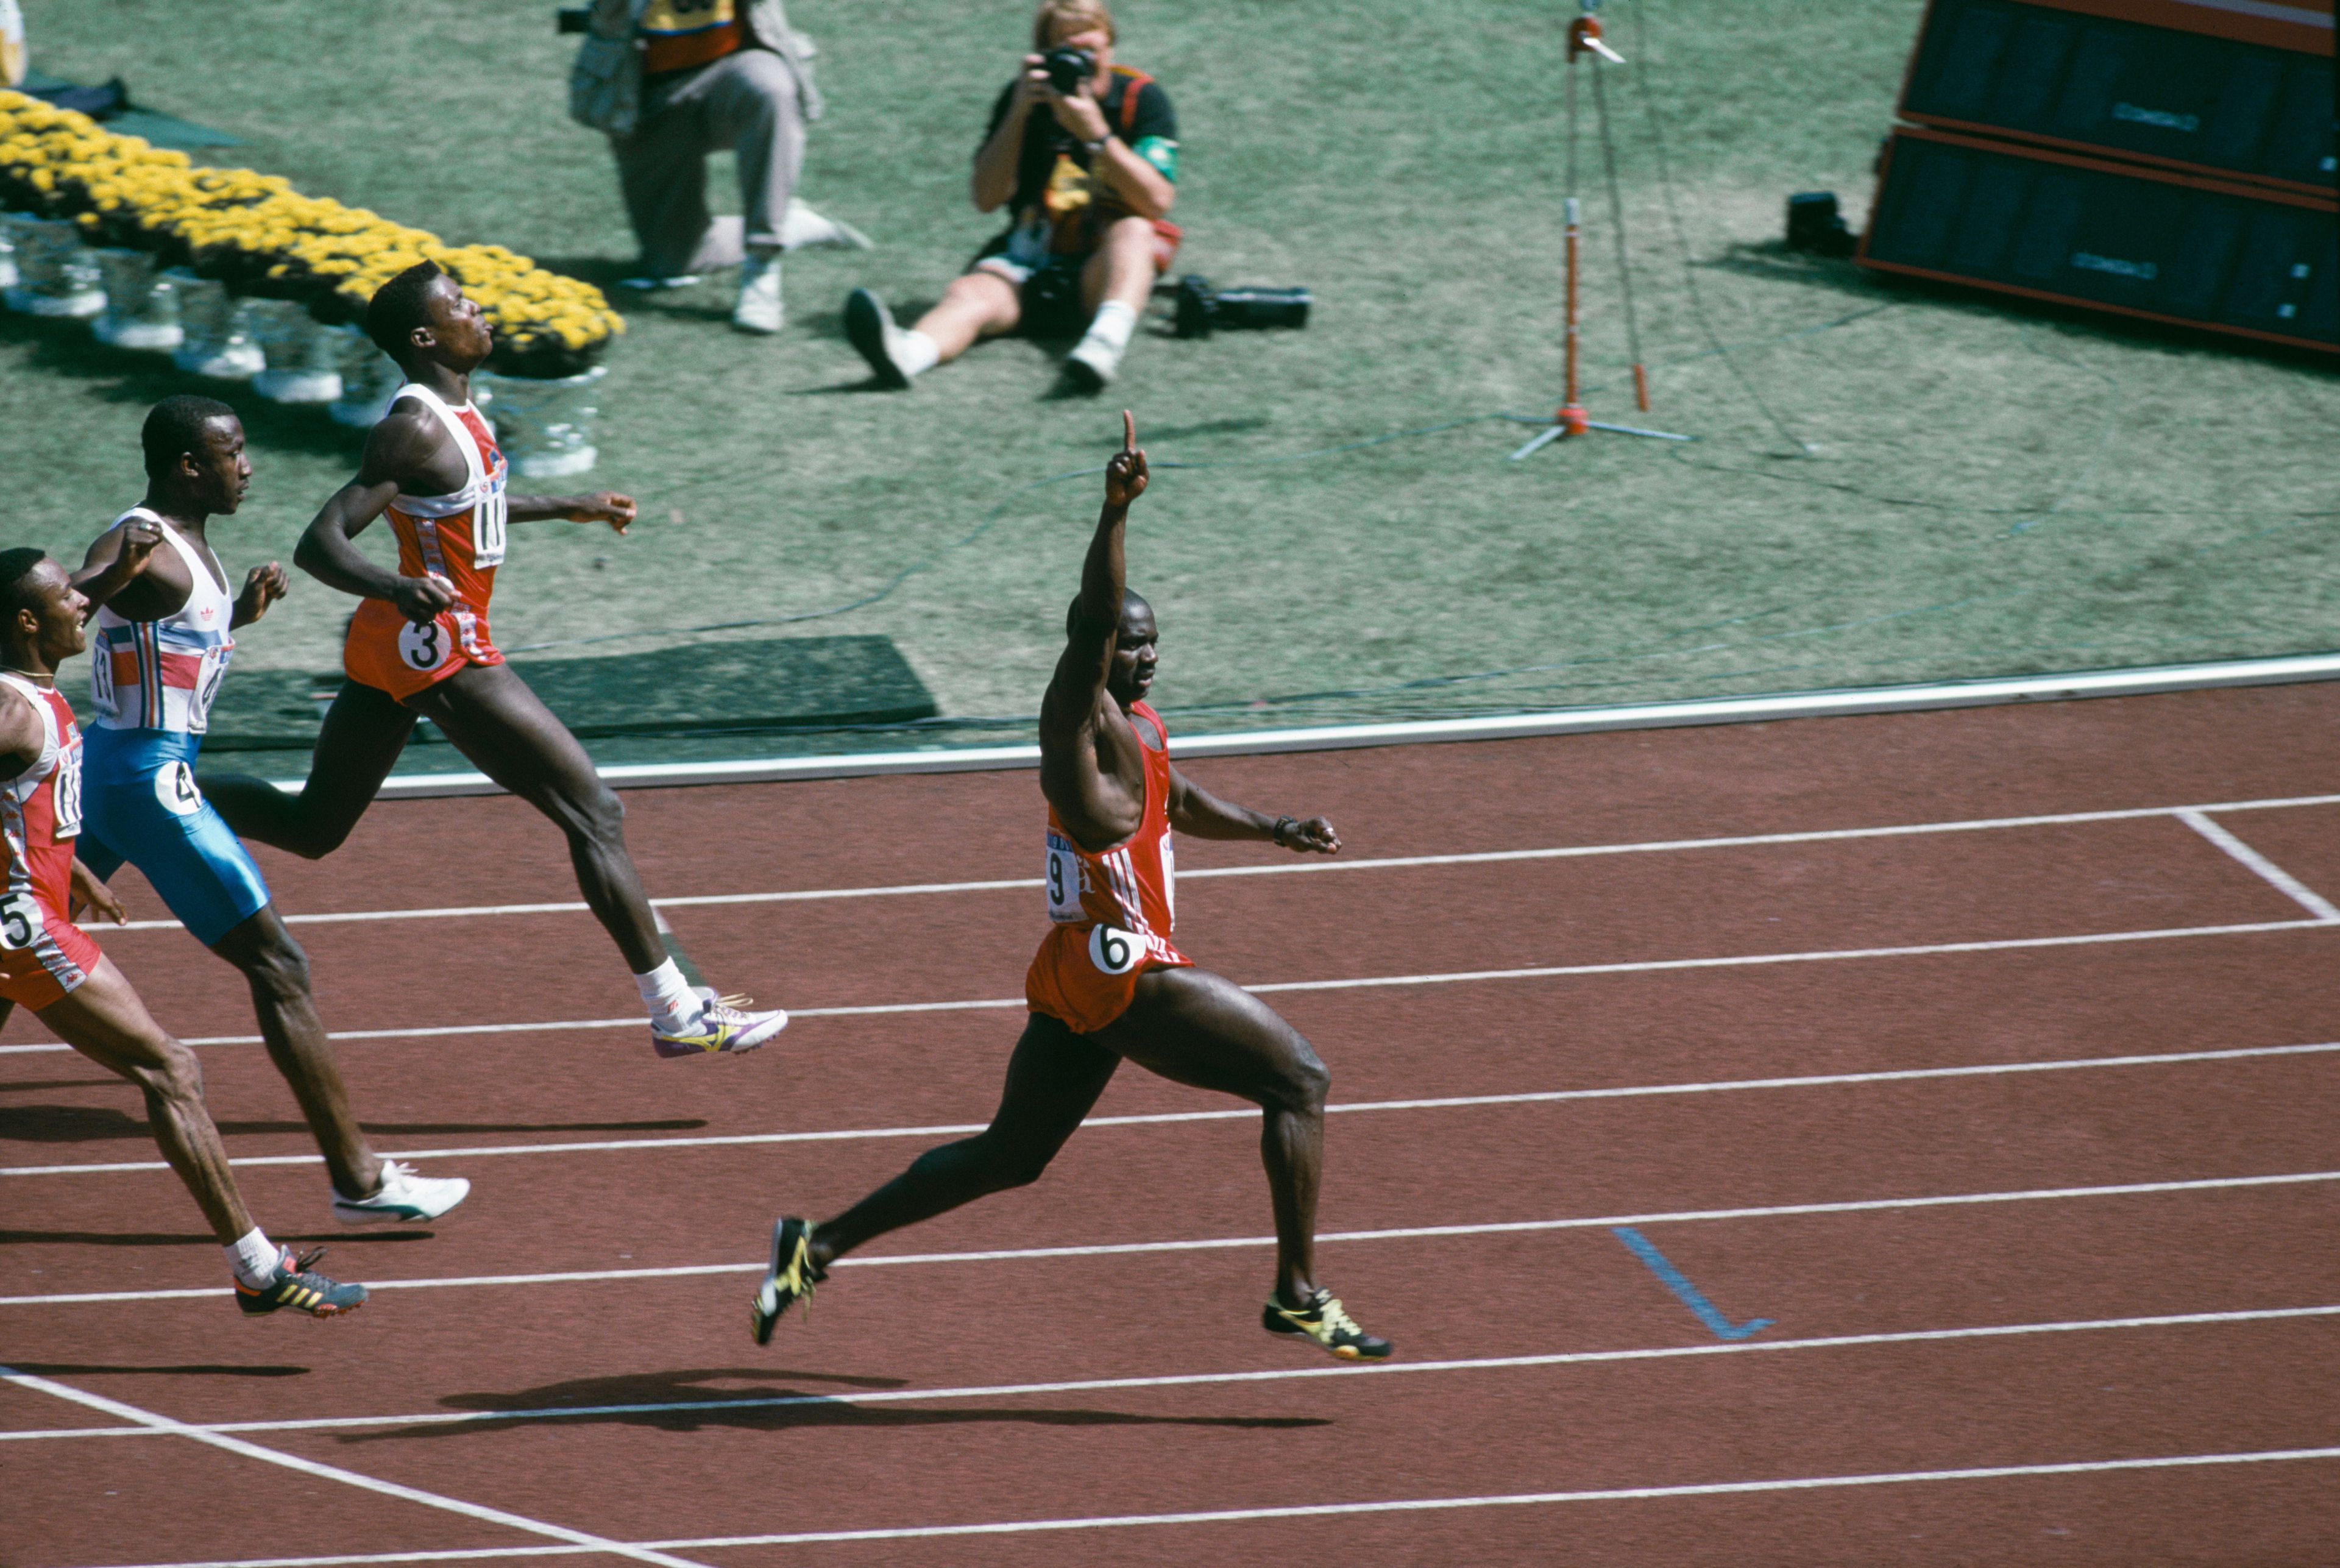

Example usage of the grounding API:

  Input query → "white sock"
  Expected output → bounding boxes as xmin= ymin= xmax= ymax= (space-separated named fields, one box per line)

xmin=1080 ymin=299 xmax=1138 ymax=355
xmin=895 ymin=328 xmax=940 ymax=378
xmin=636 ymin=957 xmax=700 ymax=1033
xmin=225 ymin=1226 xmax=280 ymax=1286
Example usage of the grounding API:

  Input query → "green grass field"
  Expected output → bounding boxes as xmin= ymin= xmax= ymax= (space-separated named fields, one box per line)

xmin=6 ymin=0 xmax=2336 ymax=768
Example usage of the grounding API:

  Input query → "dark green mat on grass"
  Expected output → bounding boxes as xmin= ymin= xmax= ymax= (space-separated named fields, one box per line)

xmin=129 ymin=635 xmax=938 ymax=754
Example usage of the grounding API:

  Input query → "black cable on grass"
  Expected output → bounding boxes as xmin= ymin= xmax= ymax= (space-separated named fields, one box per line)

xmin=1625 ymin=0 xmax=1817 ymax=456
xmin=1590 ymin=57 xmax=1647 ymax=388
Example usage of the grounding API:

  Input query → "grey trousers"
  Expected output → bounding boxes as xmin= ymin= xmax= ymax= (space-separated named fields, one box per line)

xmin=610 ymin=47 xmax=804 ymax=278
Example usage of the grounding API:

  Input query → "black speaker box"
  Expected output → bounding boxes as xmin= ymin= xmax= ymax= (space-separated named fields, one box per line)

xmin=1859 ymin=127 xmax=2338 ymax=352
xmin=1899 ymin=0 xmax=2336 ymax=194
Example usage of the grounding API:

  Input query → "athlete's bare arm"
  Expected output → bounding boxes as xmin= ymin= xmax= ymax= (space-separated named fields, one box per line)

xmin=230 ymin=562 xmax=290 ymax=630
xmin=1038 ymin=411 xmax=1150 ymax=850
xmin=507 ymin=491 xmax=637 ymax=531
xmin=0 ymin=681 xmax=40 ymax=781
xmin=66 ymin=516 xmax=165 ymax=620
xmin=1166 ymin=768 xmax=1341 ymax=854
xmin=295 ymin=406 xmax=463 ymax=624
xmin=69 ymin=857 xmax=128 ymax=926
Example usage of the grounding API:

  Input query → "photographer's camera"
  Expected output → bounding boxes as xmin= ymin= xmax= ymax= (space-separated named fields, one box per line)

xmin=1041 ymin=45 xmax=1094 ymax=94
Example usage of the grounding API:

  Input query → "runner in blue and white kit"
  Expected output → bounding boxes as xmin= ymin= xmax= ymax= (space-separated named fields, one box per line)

xmin=70 ymin=396 xmax=470 ymax=1227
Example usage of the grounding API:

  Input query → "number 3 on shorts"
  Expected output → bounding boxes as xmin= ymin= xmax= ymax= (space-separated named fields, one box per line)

xmin=398 ymin=618 xmax=445 ymax=672
xmin=0 ymin=890 xmax=46 ymax=951
xmin=1088 ymin=924 xmax=1142 ymax=976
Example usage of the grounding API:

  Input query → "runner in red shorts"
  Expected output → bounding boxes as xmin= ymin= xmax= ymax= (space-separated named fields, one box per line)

xmin=0 ymin=548 xmax=363 ymax=1318
xmin=202 ymin=261 xmax=784 ymax=1059
xmin=749 ymin=413 xmax=1391 ymax=1361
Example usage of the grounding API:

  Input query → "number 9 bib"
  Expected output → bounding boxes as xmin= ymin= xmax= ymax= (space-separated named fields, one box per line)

xmin=1088 ymin=924 xmax=1143 ymax=976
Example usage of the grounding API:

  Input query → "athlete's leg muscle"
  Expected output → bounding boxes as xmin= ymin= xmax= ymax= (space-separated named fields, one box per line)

xmin=205 ymin=680 xmax=416 ymax=859
xmin=411 ymin=663 xmax=665 ymax=973
xmin=37 ymin=958 xmax=254 ymax=1242
xmin=1099 ymin=967 xmax=1330 ymax=1303
xmin=210 ymin=903 xmax=381 ymax=1199
xmin=812 ymin=1014 xmax=1120 ymax=1266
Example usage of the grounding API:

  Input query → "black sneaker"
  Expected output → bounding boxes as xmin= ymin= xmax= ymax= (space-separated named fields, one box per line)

xmin=750 ymin=1217 xmax=824 ymax=1344
xmin=1263 ymin=1288 xmax=1392 ymax=1360
xmin=843 ymin=288 xmax=911 ymax=389
xmin=235 ymin=1245 xmax=367 ymax=1318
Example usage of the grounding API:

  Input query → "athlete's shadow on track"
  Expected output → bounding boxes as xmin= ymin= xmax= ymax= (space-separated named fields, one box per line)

xmin=342 ymin=1367 xmax=1327 ymax=1442
xmin=0 ymin=1105 xmax=708 ymax=1143
xmin=0 ymin=1228 xmax=436 ymax=1247
xmin=7 ymin=1361 xmax=308 ymax=1378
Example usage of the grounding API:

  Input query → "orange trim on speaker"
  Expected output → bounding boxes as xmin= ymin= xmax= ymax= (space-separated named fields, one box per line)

xmin=1995 ymin=0 xmax=2332 ymax=55
xmin=1888 ymin=122 xmax=2339 ymax=207
xmin=1899 ymin=112 xmax=2338 ymax=197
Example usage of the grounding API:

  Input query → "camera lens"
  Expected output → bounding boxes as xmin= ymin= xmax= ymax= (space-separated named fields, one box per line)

xmin=1043 ymin=46 xmax=1095 ymax=94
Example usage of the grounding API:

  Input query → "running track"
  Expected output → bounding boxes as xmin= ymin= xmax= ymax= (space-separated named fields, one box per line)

xmin=7 ymin=681 xmax=2340 ymax=1566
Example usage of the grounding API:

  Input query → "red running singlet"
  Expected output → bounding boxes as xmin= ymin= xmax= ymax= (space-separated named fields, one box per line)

xmin=343 ymin=383 xmax=511 ymax=704
xmin=1024 ymin=700 xmax=1193 ymax=1034
xmin=0 ymin=671 xmax=99 ymax=1009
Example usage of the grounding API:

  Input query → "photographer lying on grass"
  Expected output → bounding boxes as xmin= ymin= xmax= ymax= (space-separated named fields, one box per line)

xmin=842 ymin=0 xmax=1179 ymax=392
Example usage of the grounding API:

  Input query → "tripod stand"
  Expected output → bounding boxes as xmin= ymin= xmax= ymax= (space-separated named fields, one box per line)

xmin=1511 ymin=0 xmax=1689 ymax=460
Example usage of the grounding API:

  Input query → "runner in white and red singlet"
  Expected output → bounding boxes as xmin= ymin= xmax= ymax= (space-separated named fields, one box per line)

xmin=750 ymin=413 xmax=1391 ymax=1362
xmin=202 ymin=261 xmax=785 ymax=1060
xmin=0 ymin=548 xmax=364 ymax=1318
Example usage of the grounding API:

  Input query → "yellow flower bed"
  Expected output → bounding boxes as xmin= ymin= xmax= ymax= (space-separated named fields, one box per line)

xmin=0 ymin=90 xmax=623 ymax=375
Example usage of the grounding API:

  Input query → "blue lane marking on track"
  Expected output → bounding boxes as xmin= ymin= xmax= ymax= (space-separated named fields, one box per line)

xmin=1611 ymin=1227 xmax=1775 ymax=1341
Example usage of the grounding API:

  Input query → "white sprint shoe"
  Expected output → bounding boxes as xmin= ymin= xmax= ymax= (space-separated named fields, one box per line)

xmin=779 ymin=199 xmax=872 ymax=251
xmin=332 ymin=1160 xmax=471 ymax=1227
xmin=1063 ymin=330 xmax=1124 ymax=393
xmin=733 ymin=251 xmax=784 ymax=334
xmin=653 ymin=992 xmax=789 ymax=1058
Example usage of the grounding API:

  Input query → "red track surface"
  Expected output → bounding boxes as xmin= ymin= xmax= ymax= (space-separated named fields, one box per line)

xmin=9 ymin=683 xmax=2340 ymax=1565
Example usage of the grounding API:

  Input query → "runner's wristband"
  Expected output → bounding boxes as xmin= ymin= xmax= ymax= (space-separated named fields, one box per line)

xmin=1272 ymin=816 xmax=1296 ymax=846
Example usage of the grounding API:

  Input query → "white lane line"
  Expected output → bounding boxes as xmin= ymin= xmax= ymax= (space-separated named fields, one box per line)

xmin=7 ymin=915 xmax=2334 ymax=1059
xmin=7 ymin=1303 xmax=2335 ymax=1443
xmin=1241 ymin=920 xmax=2339 ymax=997
xmin=2177 ymin=811 xmax=2340 ymax=921
xmin=93 ymin=790 xmax=2340 ymax=934
xmin=0 ymin=1366 xmax=715 ymax=1568
xmin=9 ymin=1168 xmax=2335 ymax=1308
xmin=55 ymin=1444 xmax=2340 ymax=1564
xmin=11 ymin=1038 xmax=2336 ymax=1179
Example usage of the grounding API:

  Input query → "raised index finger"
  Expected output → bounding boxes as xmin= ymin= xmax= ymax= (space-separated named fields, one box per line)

xmin=1121 ymin=409 xmax=1136 ymax=452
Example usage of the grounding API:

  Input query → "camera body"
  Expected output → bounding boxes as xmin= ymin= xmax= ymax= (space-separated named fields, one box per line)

xmin=1041 ymin=46 xmax=1096 ymax=95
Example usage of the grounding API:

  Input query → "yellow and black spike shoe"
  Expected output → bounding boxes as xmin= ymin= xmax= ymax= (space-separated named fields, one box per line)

xmin=750 ymin=1218 xmax=824 ymax=1345
xmin=1263 ymin=1288 xmax=1391 ymax=1360
xmin=653 ymin=994 xmax=789 ymax=1059
xmin=236 ymin=1246 xmax=367 ymax=1318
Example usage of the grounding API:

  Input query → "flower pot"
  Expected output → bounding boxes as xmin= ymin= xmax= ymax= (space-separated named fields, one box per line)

xmin=473 ymin=364 xmax=608 ymax=478
xmin=247 ymin=297 xmax=343 ymax=404
xmin=1 ymin=213 xmax=104 ymax=318
xmin=168 ymin=269 xmax=265 ymax=380
xmin=90 ymin=248 xmax=183 ymax=351
xmin=327 ymin=324 xmax=402 ymax=428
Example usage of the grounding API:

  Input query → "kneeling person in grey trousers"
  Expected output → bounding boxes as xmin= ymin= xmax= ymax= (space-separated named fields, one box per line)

xmin=570 ymin=0 xmax=868 ymax=334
